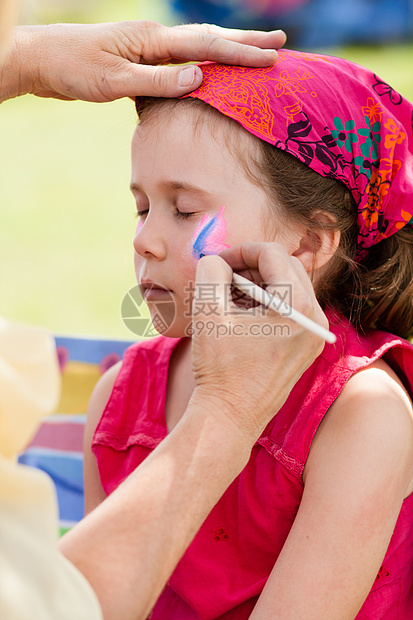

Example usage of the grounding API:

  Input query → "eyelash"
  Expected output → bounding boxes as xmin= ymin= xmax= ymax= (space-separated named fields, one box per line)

xmin=136 ymin=208 xmax=196 ymax=220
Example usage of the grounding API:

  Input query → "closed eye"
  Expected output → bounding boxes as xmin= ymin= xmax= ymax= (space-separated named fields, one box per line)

xmin=174 ymin=208 xmax=196 ymax=220
xmin=136 ymin=208 xmax=196 ymax=220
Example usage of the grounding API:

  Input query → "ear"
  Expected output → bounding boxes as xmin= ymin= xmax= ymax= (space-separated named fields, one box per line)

xmin=291 ymin=211 xmax=341 ymax=275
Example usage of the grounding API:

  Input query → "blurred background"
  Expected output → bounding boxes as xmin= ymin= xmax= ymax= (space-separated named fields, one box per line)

xmin=1 ymin=0 xmax=412 ymax=339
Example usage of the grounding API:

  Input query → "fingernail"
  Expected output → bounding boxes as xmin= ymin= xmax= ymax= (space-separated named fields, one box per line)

xmin=178 ymin=66 xmax=197 ymax=88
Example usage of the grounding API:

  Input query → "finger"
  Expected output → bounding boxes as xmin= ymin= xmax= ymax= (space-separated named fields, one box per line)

xmin=219 ymin=242 xmax=288 ymax=273
xmin=195 ymin=254 xmax=234 ymax=290
xmin=174 ymin=23 xmax=287 ymax=54
xmin=105 ymin=60 xmax=205 ymax=98
xmin=139 ymin=23 xmax=283 ymax=68
xmin=194 ymin=255 xmax=234 ymax=313
xmin=219 ymin=244 xmax=251 ymax=271
xmin=167 ymin=32 xmax=279 ymax=68
xmin=219 ymin=243 xmax=280 ymax=287
xmin=220 ymin=242 xmax=305 ymax=284
xmin=243 ymin=243 xmax=314 ymax=296
xmin=220 ymin=242 xmax=317 ymax=314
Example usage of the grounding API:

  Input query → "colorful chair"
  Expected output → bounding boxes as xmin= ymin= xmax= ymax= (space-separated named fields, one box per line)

xmin=18 ymin=335 xmax=135 ymax=536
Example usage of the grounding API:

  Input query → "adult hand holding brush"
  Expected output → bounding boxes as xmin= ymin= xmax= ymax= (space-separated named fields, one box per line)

xmin=191 ymin=245 xmax=326 ymax=441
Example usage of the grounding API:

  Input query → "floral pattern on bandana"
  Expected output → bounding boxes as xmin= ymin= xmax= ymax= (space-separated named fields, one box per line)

xmin=331 ymin=118 xmax=359 ymax=154
xmin=181 ymin=51 xmax=413 ymax=259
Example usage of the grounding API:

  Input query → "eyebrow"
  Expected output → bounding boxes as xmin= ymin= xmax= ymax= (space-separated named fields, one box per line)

xmin=129 ymin=180 xmax=213 ymax=198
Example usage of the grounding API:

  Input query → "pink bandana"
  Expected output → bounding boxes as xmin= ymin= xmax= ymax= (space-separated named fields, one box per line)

xmin=182 ymin=50 xmax=413 ymax=258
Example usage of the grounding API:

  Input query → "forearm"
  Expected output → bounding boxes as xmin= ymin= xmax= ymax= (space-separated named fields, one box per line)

xmin=0 ymin=26 xmax=40 ymax=102
xmin=59 ymin=391 xmax=254 ymax=620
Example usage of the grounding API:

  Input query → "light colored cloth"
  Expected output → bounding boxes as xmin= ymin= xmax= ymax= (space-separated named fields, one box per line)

xmin=0 ymin=317 xmax=102 ymax=620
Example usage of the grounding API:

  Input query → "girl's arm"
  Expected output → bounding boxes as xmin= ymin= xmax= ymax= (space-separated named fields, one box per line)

xmin=251 ymin=358 xmax=413 ymax=619
xmin=83 ymin=362 xmax=122 ymax=515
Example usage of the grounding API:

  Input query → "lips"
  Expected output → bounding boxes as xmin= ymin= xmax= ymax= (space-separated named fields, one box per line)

xmin=140 ymin=279 xmax=172 ymax=292
xmin=139 ymin=280 xmax=174 ymax=302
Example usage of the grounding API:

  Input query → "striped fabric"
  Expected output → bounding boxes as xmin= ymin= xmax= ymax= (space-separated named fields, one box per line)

xmin=18 ymin=335 xmax=134 ymax=536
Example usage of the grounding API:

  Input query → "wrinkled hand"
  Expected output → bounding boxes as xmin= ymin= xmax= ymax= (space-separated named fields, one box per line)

xmin=3 ymin=21 xmax=286 ymax=103
xmin=190 ymin=243 xmax=327 ymax=441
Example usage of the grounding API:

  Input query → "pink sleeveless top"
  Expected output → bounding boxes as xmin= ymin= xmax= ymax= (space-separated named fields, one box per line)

xmin=92 ymin=314 xmax=413 ymax=619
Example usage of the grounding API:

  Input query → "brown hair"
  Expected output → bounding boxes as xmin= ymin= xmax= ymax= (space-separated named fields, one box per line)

xmin=136 ymin=97 xmax=413 ymax=340
xmin=255 ymin=143 xmax=413 ymax=340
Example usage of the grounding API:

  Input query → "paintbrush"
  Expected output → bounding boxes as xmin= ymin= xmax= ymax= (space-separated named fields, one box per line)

xmin=231 ymin=272 xmax=336 ymax=344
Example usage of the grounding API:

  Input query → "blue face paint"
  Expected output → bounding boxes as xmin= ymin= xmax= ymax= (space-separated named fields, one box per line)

xmin=192 ymin=206 xmax=230 ymax=260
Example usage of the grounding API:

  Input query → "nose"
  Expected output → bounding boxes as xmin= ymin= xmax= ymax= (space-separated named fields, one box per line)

xmin=133 ymin=214 xmax=167 ymax=260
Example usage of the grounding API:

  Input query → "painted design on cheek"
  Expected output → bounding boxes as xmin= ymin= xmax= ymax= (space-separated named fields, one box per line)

xmin=192 ymin=205 xmax=230 ymax=260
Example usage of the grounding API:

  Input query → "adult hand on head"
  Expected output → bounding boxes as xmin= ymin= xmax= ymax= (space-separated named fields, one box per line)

xmin=190 ymin=243 xmax=327 ymax=442
xmin=0 ymin=21 xmax=286 ymax=103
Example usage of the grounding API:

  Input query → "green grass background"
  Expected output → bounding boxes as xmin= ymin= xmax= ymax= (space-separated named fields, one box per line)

xmin=1 ymin=2 xmax=412 ymax=338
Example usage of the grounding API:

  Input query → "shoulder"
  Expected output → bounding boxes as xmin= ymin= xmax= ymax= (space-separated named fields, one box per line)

xmin=88 ymin=337 xmax=167 ymax=422
xmin=326 ymin=357 xmax=413 ymax=431
xmin=329 ymin=356 xmax=412 ymax=415
xmin=83 ymin=361 xmax=123 ymax=514
xmin=84 ymin=360 xmax=123 ymax=444
xmin=305 ymin=357 xmax=413 ymax=497
xmin=94 ymin=358 xmax=123 ymax=401
xmin=85 ymin=336 xmax=174 ymax=440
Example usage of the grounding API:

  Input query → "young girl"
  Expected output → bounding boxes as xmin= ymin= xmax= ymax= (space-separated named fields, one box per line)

xmin=84 ymin=50 xmax=413 ymax=619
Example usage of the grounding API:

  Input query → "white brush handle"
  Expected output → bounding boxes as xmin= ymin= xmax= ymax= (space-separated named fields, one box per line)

xmin=232 ymin=273 xmax=336 ymax=344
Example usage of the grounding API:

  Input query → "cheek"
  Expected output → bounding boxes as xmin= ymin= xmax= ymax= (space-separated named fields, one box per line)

xmin=230 ymin=209 xmax=276 ymax=245
xmin=178 ymin=239 xmax=198 ymax=286
xmin=167 ymin=241 xmax=197 ymax=320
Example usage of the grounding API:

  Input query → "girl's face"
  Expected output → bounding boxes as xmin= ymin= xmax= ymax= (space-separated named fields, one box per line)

xmin=130 ymin=105 xmax=295 ymax=338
